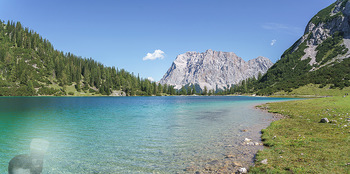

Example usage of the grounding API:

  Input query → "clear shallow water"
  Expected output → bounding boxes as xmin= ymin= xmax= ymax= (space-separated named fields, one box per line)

xmin=0 ymin=96 xmax=296 ymax=173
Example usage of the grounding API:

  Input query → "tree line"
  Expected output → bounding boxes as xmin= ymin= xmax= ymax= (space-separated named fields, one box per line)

xmin=0 ymin=20 xmax=179 ymax=96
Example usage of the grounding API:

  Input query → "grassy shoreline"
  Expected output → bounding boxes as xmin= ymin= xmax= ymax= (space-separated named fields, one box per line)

xmin=250 ymin=96 xmax=350 ymax=173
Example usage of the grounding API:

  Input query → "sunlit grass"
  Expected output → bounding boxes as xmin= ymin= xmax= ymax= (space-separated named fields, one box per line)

xmin=274 ymin=84 xmax=350 ymax=97
xmin=250 ymin=96 xmax=350 ymax=173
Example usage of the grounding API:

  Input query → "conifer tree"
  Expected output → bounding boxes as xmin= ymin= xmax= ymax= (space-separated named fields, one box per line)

xmin=203 ymin=86 xmax=207 ymax=95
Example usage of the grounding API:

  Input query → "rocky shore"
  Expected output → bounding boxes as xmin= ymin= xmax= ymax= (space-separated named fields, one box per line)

xmin=178 ymin=105 xmax=285 ymax=174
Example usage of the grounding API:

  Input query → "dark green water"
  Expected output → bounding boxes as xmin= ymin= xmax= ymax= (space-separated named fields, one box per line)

xmin=0 ymin=96 xmax=295 ymax=173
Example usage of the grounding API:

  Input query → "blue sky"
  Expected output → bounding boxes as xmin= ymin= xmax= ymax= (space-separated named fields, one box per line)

xmin=1 ymin=0 xmax=335 ymax=81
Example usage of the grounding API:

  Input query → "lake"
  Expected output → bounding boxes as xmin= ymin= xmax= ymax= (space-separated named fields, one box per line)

xmin=0 ymin=96 xmax=295 ymax=173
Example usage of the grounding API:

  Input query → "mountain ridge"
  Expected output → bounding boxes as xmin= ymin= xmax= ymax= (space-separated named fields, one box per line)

xmin=235 ymin=0 xmax=350 ymax=95
xmin=160 ymin=49 xmax=273 ymax=90
xmin=301 ymin=0 xmax=350 ymax=68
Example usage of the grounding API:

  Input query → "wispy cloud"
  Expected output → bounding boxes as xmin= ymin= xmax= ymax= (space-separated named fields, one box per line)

xmin=147 ymin=77 xmax=155 ymax=82
xmin=270 ymin=39 xmax=277 ymax=46
xmin=143 ymin=49 xmax=165 ymax=61
xmin=262 ymin=23 xmax=303 ymax=36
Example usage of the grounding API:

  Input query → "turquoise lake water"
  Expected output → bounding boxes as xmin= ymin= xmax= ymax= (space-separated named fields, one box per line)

xmin=0 ymin=96 xmax=296 ymax=173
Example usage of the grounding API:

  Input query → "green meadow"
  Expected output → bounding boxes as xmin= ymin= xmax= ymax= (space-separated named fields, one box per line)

xmin=251 ymin=96 xmax=350 ymax=173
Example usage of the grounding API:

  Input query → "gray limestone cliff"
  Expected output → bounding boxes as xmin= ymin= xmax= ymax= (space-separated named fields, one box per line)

xmin=296 ymin=0 xmax=350 ymax=68
xmin=159 ymin=49 xmax=273 ymax=90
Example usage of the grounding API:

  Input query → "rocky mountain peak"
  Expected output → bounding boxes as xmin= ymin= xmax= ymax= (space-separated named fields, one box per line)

xmin=205 ymin=49 xmax=213 ymax=54
xmin=160 ymin=50 xmax=273 ymax=90
xmin=291 ymin=0 xmax=350 ymax=67
xmin=304 ymin=0 xmax=350 ymax=45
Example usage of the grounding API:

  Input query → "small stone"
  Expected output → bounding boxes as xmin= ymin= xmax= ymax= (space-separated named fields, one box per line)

xmin=261 ymin=159 xmax=268 ymax=165
xmin=218 ymin=166 xmax=228 ymax=171
xmin=185 ymin=166 xmax=196 ymax=171
xmin=254 ymin=142 xmax=260 ymax=146
xmin=233 ymin=162 xmax=242 ymax=167
xmin=238 ymin=167 xmax=247 ymax=173
xmin=223 ymin=160 xmax=231 ymax=166
xmin=320 ymin=118 xmax=329 ymax=123
xmin=204 ymin=165 xmax=211 ymax=171
xmin=244 ymin=138 xmax=252 ymax=142
xmin=225 ymin=154 xmax=235 ymax=158
xmin=301 ymin=153 xmax=304 ymax=156
xmin=279 ymin=156 xmax=283 ymax=158
xmin=208 ymin=160 xmax=219 ymax=165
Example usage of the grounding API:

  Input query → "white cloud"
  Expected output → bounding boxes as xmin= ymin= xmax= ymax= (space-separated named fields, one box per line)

xmin=271 ymin=39 xmax=277 ymax=46
xmin=262 ymin=23 xmax=289 ymax=30
xmin=262 ymin=23 xmax=302 ymax=36
xmin=143 ymin=49 xmax=165 ymax=61
xmin=147 ymin=77 xmax=155 ymax=82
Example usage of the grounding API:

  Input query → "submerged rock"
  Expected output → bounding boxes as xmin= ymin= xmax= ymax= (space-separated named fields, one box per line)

xmin=233 ymin=161 xmax=242 ymax=167
xmin=185 ymin=166 xmax=196 ymax=171
xmin=207 ymin=160 xmax=219 ymax=165
xmin=225 ymin=154 xmax=235 ymax=158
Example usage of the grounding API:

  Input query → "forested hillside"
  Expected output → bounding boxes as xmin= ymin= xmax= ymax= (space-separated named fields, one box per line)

xmin=0 ymin=20 xmax=176 ymax=96
xmin=232 ymin=0 xmax=350 ymax=95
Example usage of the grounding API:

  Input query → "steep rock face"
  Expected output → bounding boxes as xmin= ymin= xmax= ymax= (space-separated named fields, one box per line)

xmin=298 ymin=0 xmax=350 ymax=67
xmin=160 ymin=49 xmax=273 ymax=90
xmin=305 ymin=0 xmax=350 ymax=43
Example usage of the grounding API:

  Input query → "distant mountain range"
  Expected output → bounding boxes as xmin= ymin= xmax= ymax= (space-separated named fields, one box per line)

xmin=160 ymin=49 xmax=273 ymax=90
